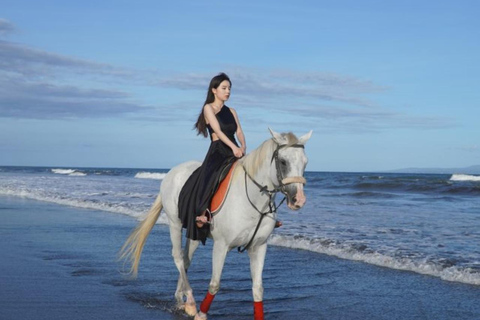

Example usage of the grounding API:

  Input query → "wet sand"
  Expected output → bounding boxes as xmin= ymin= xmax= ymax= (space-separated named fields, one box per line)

xmin=1 ymin=196 xmax=479 ymax=320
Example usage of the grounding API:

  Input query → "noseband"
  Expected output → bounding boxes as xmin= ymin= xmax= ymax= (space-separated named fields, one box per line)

xmin=238 ymin=142 xmax=306 ymax=253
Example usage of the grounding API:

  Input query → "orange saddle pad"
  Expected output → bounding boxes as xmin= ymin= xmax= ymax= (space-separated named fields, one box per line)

xmin=210 ymin=161 xmax=238 ymax=214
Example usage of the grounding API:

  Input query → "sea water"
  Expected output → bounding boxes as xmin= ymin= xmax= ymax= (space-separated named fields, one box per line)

xmin=1 ymin=166 xmax=479 ymax=285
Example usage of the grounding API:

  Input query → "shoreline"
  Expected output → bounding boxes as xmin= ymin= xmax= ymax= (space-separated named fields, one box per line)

xmin=1 ymin=195 xmax=480 ymax=320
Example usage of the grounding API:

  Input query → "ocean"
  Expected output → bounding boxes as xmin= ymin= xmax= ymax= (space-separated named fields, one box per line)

xmin=1 ymin=165 xmax=479 ymax=286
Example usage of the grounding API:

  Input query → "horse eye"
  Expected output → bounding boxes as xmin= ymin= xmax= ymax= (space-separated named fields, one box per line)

xmin=280 ymin=159 xmax=287 ymax=166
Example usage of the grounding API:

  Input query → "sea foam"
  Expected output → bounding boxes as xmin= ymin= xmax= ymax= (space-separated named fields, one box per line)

xmin=268 ymin=234 xmax=480 ymax=286
xmin=52 ymin=169 xmax=86 ymax=176
xmin=52 ymin=169 xmax=76 ymax=174
xmin=450 ymin=174 xmax=480 ymax=182
xmin=69 ymin=172 xmax=87 ymax=177
xmin=0 ymin=187 xmax=169 ymax=225
xmin=134 ymin=172 xmax=167 ymax=180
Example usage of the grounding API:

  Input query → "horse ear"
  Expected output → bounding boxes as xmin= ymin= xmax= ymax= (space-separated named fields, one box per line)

xmin=268 ymin=127 xmax=288 ymax=144
xmin=298 ymin=130 xmax=313 ymax=145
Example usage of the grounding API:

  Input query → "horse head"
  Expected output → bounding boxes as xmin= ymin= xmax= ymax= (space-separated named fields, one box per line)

xmin=268 ymin=128 xmax=312 ymax=210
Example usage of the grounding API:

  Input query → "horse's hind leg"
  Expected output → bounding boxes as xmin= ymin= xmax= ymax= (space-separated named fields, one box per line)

xmin=169 ymin=223 xmax=197 ymax=316
xmin=184 ymin=237 xmax=200 ymax=270
xmin=175 ymin=238 xmax=200 ymax=313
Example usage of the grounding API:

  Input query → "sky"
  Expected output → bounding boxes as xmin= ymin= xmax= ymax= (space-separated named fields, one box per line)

xmin=1 ymin=0 xmax=479 ymax=172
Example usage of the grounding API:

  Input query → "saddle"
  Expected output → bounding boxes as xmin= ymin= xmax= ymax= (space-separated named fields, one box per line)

xmin=210 ymin=161 xmax=239 ymax=214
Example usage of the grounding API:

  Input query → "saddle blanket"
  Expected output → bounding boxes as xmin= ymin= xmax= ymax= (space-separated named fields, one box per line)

xmin=210 ymin=161 xmax=239 ymax=214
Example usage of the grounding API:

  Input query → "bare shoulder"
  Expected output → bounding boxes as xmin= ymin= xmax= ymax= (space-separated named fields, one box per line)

xmin=203 ymin=104 xmax=213 ymax=112
xmin=203 ymin=104 xmax=216 ymax=117
xmin=229 ymin=107 xmax=238 ymax=115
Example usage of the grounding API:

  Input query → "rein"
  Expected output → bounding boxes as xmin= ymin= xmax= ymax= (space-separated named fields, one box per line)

xmin=237 ymin=143 xmax=306 ymax=253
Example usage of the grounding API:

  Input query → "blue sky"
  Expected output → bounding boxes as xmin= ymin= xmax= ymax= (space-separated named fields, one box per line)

xmin=1 ymin=0 xmax=479 ymax=172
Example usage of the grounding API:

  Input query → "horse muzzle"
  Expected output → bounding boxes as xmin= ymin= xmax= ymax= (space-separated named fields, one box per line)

xmin=287 ymin=190 xmax=306 ymax=210
xmin=282 ymin=176 xmax=307 ymax=210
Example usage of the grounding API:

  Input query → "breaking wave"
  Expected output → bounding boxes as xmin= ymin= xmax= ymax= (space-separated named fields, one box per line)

xmin=134 ymin=172 xmax=167 ymax=180
xmin=52 ymin=169 xmax=86 ymax=176
xmin=268 ymin=234 xmax=480 ymax=286
xmin=450 ymin=174 xmax=480 ymax=182
xmin=0 ymin=187 xmax=169 ymax=225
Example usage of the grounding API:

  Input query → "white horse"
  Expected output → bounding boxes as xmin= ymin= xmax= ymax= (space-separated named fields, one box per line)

xmin=120 ymin=128 xmax=312 ymax=320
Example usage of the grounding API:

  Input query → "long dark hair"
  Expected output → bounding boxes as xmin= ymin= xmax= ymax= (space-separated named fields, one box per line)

xmin=195 ymin=73 xmax=232 ymax=137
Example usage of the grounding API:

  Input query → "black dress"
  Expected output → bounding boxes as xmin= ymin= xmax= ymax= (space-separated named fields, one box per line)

xmin=178 ymin=106 xmax=239 ymax=244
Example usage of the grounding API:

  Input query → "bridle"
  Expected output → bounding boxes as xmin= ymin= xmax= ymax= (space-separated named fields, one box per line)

xmin=238 ymin=142 xmax=306 ymax=252
xmin=271 ymin=143 xmax=307 ymax=194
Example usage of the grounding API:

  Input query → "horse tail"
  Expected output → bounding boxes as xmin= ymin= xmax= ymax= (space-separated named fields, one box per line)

xmin=119 ymin=193 xmax=163 ymax=278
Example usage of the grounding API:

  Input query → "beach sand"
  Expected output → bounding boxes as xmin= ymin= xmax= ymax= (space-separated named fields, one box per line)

xmin=1 ymin=196 xmax=479 ymax=320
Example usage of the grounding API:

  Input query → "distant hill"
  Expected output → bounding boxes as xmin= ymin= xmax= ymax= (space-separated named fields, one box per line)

xmin=388 ymin=165 xmax=480 ymax=174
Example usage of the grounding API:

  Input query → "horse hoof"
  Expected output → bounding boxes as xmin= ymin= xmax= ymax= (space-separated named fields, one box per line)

xmin=185 ymin=303 xmax=197 ymax=316
xmin=174 ymin=303 xmax=185 ymax=311
xmin=194 ymin=311 xmax=207 ymax=320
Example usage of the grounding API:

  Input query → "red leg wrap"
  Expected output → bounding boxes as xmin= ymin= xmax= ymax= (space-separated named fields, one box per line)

xmin=200 ymin=292 xmax=215 ymax=314
xmin=254 ymin=301 xmax=264 ymax=320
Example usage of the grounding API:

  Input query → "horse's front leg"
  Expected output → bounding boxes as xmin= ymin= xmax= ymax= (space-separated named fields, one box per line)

xmin=248 ymin=243 xmax=267 ymax=320
xmin=195 ymin=242 xmax=228 ymax=320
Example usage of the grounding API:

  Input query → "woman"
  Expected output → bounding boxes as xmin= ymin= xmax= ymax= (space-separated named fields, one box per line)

xmin=178 ymin=73 xmax=246 ymax=245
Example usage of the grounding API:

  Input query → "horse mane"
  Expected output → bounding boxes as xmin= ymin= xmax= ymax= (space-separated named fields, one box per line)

xmin=239 ymin=132 xmax=299 ymax=177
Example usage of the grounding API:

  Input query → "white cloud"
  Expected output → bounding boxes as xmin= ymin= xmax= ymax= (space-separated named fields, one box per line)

xmin=0 ymin=22 xmax=145 ymax=119
xmin=0 ymin=73 xmax=151 ymax=119
xmin=0 ymin=18 xmax=15 ymax=36
xmin=152 ymin=69 xmax=382 ymax=108
xmin=0 ymin=19 xmax=455 ymax=132
xmin=0 ymin=39 xmax=130 ymax=78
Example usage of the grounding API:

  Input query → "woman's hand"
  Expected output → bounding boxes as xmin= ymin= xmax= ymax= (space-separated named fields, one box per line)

xmin=233 ymin=146 xmax=243 ymax=158
xmin=241 ymin=145 xmax=246 ymax=155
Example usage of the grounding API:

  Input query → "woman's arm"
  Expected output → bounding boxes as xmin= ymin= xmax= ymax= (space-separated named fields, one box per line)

xmin=204 ymin=105 xmax=243 ymax=157
xmin=230 ymin=108 xmax=246 ymax=155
